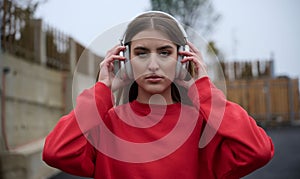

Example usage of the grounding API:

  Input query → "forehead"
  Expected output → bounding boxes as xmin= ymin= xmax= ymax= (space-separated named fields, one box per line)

xmin=131 ymin=29 xmax=176 ymax=47
xmin=131 ymin=29 xmax=171 ymax=42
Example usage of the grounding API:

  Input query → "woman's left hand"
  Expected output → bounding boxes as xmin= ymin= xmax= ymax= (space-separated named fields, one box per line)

xmin=175 ymin=41 xmax=208 ymax=88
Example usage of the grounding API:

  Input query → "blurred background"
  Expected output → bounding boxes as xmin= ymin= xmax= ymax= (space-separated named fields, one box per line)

xmin=0 ymin=0 xmax=299 ymax=178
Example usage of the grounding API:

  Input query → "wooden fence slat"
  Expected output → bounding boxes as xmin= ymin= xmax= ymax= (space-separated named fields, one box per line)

xmin=226 ymin=78 xmax=300 ymax=124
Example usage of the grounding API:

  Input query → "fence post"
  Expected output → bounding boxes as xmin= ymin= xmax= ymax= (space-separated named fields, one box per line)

xmin=69 ymin=38 xmax=77 ymax=73
xmin=288 ymin=79 xmax=295 ymax=125
xmin=1 ymin=0 xmax=7 ymax=52
xmin=33 ymin=19 xmax=47 ymax=66
xmin=265 ymin=80 xmax=271 ymax=124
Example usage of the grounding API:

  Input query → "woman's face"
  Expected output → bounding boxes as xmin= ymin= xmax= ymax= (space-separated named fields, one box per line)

xmin=130 ymin=29 xmax=178 ymax=97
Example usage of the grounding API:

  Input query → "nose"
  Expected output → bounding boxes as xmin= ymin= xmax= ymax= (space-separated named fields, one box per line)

xmin=147 ymin=53 xmax=159 ymax=72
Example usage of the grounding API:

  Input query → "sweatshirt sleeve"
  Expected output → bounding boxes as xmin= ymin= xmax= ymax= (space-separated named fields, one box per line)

xmin=188 ymin=77 xmax=274 ymax=178
xmin=42 ymin=82 xmax=113 ymax=177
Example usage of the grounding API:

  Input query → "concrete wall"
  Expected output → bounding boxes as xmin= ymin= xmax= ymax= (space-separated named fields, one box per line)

xmin=1 ymin=53 xmax=64 ymax=150
xmin=0 ymin=53 xmax=64 ymax=179
xmin=0 ymin=51 xmax=96 ymax=178
xmin=0 ymin=17 xmax=100 ymax=178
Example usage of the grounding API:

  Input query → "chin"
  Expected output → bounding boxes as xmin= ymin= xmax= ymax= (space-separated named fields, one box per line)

xmin=145 ymin=86 xmax=166 ymax=94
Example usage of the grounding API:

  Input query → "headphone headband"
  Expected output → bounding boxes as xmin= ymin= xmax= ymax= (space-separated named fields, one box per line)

xmin=120 ymin=11 xmax=188 ymax=45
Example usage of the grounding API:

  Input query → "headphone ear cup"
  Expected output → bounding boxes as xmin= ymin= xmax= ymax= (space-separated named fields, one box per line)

xmin=175 ymin=61 xmax=182 ymax=79
xmin=176 ymin=45 xmax=189 ymax=80
xmin=120 ymin=45 xmax=133 ymax=80
xmin=175 ymin=46 xmax=183 ymax=79
xmin=124 ymin=45 xmax=133 ymax=79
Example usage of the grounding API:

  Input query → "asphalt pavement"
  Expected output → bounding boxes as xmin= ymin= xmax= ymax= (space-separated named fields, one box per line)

xmin=50 ymin=126 xmax=300 ymax=179
xmin=243 ymin=126 xmax=300 ymax=179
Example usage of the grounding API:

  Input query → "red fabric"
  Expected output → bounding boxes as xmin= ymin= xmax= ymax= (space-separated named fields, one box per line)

xmin=43 ymin=77 xmax=274 ymax=179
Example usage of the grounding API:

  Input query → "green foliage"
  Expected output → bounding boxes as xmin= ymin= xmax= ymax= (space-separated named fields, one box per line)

xmin=150 ymin=0 xmax=220 ymax=35
xmin=149 ymin=0 xmax=223 ymax=60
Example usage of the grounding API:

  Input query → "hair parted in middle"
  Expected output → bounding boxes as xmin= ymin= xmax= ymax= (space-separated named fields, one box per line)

xmin=123 ymin=11 xmax=187 ymax=46
xmin=100 ymin=11 xmax=195 ymax=105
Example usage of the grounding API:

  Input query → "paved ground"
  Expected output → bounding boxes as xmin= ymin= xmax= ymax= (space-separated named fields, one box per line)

xmin=243 ymin=126 xmax=300 ymax=179
xmin=50 ymin=126 xmax=300 ymax=179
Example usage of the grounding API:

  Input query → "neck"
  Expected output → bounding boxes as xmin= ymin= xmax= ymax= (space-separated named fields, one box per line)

xmin=136 ymin=88 xmax=174 ymax=105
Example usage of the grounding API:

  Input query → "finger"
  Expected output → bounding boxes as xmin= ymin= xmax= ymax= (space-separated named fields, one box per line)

xmin=102 ymin=45 xmax=126 ymax=65
xmin=181 ymin=57 xmax=198 ymax=65
xmin=106 ymin=45 xmax=126 ymax=57
xmin=178 ymin=50 xmax=195 ymax=57
xmin=181 ymin=56 xmax=207 ymax=72
xmin=100 ymin=55 xmax=125 ymax=68
xmin=180 ymin=52 xmax=204 ymax=64
xmin=180 ymin=56 xmax=192 ymax=63
xmin=180 ymin=56 xmax=201 ymax=64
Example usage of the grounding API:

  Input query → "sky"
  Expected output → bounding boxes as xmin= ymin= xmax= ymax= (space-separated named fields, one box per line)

xmin=34 ymin=0 xmax=300 ymax=79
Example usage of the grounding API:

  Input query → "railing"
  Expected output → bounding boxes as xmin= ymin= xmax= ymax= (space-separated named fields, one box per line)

xmin=220 ymin=60 xmax=274 ymax=80
xmin=44 ymin=23 xmax=70 ymax=71
xmin=1 ymin=0 xmax=36 ymax=62
xmin=1 ymin=1 xmax=102 ymax=74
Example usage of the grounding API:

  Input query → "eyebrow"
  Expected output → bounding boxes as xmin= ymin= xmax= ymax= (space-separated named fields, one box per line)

xmin=133 ymin=46 xmax=149 ymax=51
xmin=157 ymin=45 xmax=175 ymax=51
xmin=133 ymin=45 xmax=175 ymax=51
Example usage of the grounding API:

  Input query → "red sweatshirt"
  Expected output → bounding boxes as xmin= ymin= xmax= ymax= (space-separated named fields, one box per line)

xmin=43 ymin=77 xmax=274 ymax=179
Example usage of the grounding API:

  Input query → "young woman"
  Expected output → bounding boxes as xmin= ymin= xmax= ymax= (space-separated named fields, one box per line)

xmin=43 ymin=11 xmax=274 ymax=179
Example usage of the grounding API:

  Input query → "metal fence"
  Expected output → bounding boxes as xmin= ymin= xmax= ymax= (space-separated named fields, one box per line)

xmin=220 ymin=60 xmax=274 ymax=80
xmin=1 ymin=1 xmax=103 ymax=73
xmin=1 ymin=0 xmax=36 ymax=62
xmin=44 ymin=23 xmax=70 ymax=71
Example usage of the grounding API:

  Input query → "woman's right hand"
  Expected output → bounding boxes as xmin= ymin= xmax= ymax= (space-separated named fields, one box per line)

xmin=98 ymin=45 xmax=129 ymax=91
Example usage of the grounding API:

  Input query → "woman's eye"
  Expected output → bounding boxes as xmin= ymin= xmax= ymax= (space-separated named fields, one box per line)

xmin=159 ymin=50 xmax=170 ymax=57
xmin=138 ymin=53 xmax=147 ymax=57
xmin=135 ymin=51 xmax=148 ymax=58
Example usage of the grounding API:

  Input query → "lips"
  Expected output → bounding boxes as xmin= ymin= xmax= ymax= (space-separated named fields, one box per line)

xmin=145 ymin=74 xmax=164 ymax=82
